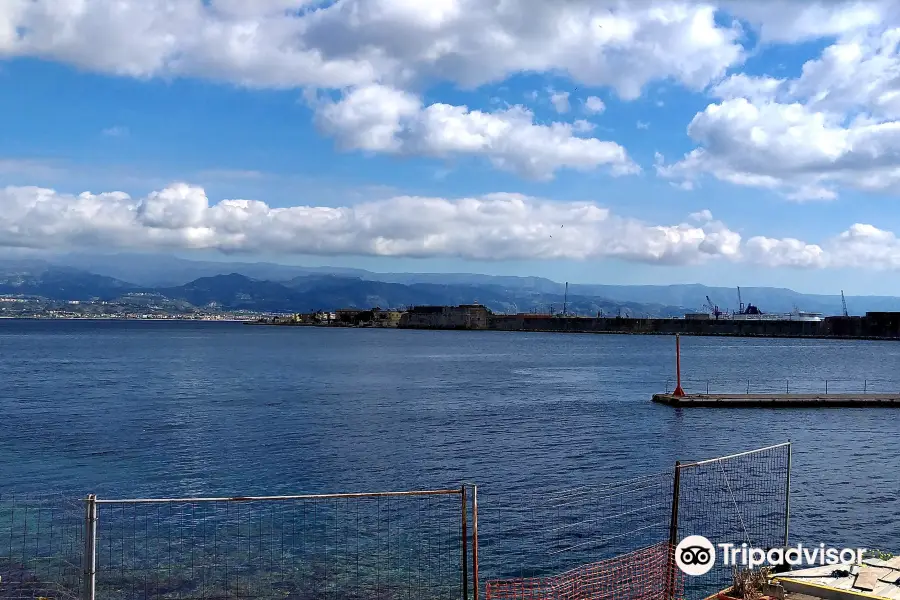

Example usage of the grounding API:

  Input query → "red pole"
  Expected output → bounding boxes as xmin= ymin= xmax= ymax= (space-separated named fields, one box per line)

xmin=673 ymin=334 xmax=685 ymax=397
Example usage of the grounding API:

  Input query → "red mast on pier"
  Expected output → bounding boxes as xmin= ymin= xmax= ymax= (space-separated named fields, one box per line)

xmin=673 ymin=334 xmax=685 ymax=397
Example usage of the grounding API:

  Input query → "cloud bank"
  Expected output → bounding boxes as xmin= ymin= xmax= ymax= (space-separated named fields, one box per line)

xmin=1 ymin=183 xmax=740 ymax=263
xmin=3 ymin=182 xmax=900 ymax=270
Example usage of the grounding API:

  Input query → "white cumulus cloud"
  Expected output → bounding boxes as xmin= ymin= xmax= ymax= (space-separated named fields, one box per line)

xmin=550 ymin=91 xmax=571 ymax=114
xmin=584 ymin=96 xmax=606 ymax=114
xmin=6 ymin=0 xmax=900 ymax=191
xmin=725 ymin=0 xmax=895 ymax=43
xmin=0 ymin=0 xmax=749 ymax=98
xmin=0 ymin=183 xmax=746 ymax=265
xmin=312 ymin=84 xmax=638 ymax=180
xmin=660 ymin=21 xmax=900 ymax=199
xmin=7 ymin=0 xmax=899 ymax=186
xmin=5 ymin=182 xmax=900 ymax=271
xmin=745 ymin=224 xmax=900 ymax=270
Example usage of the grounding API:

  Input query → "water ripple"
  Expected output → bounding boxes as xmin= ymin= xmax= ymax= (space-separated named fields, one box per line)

xmin=0 ymin=321 xmax=897 ymax=552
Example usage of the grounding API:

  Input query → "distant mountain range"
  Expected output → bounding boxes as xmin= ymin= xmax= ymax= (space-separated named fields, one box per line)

xmin=2 ymin=253 xmax=899 ymax=316
xmin=0 ymin=261 xmax=681 ymax=316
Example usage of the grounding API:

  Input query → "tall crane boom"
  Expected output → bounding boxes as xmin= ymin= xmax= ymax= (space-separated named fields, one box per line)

xmin=841 ymin=290 xmax=848 ymax=317
xmin=737 ymin=286 xmax=744 ymax=314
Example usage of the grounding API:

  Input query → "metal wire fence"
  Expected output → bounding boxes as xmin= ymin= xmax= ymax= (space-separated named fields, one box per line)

xmin=2 ymin=444 xmax=792 ymax=600
xmin=0 ymin=494 xmax=83 ymax=600
xmin=90 ymin=490 xmax=467 ymax=600
xmin=674 ymin=443 xmax=791 ymax=600
xmin=664 ymin=377 xmax=898 ymax=395
xmin=480 ymin=443 xmax=792 ymax=600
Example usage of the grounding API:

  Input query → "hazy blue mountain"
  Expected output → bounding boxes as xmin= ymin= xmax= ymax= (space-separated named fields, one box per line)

xmin=17 ymin=254 xmax=900 ymax=315
xmin=284 ymin=275 xmax=457 ymax=309
xmin=47 ymin=253 xmax=565 ymax=290
xmin=284 ymin=275 xmax=685 ymax=316
xmin=157 ymin=274 xmax=307 ymax=312
xmin=366 ymin=272 xmax=563 ymax=292
xmin=0 ymin=265 xmax=139 ymax=301
xmin=50 ymin=253 xmax=369 ymax=287
xmin=0 ymin=262 xmax=687 ymax=316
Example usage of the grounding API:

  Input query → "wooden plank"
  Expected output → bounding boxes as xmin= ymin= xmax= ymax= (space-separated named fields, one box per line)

xmin=878 ymin=569 xmax=900 ymax=584
xmin=884 ymin=556 xmax=900 ymax=570
xmin=872 ymin=580 xmax=900 ymax=600
xmin=834 ymin=578 xmax=856 ymax=590
xmin=854 ymin=567 xmax=889 ymax=591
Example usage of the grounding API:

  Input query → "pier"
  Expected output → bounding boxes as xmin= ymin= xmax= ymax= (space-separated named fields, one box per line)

xmin=652 ymin=334 xmax=900 ymax=407
xmin=397 ymin=304 xmax=900 ymax=340
xmin=652 ymin=393 xmax=900 ymax=407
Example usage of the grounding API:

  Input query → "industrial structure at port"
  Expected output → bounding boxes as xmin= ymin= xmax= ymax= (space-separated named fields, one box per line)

xmin=691 ymin=286 xmax=831 ymax=322
xmin=396 ymin=304 xmax=900 ymax=339
xmin=261 ymin=286 xmax=900 ymax=339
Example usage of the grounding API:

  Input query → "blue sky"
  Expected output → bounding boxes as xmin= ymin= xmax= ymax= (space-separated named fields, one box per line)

xmin=2 ymin=1 xmax=900 ymax=295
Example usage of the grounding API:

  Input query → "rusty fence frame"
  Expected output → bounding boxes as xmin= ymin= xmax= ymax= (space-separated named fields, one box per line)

xmin=73 ymin=485 xmax=480 ymax=600
xmin=670 ymin=442 xmax=792 ymax=600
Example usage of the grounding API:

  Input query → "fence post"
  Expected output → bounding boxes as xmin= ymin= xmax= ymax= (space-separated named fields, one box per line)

xmin=666 ymin=461 xmax=682 ymax=600
xmin=747 ymin=379 xmax=750 ymax=394
xmin=864 ymin=379 xmax=867 ymax=393
xmin=461 ymin=485 xmax=469 ymax=600
xmin=786 ymin=379 xmax=789 ymax=394
xmin=472 ymin=485 xmax=479 ymax=600
xmin=825 ymin=379 xmax=828 ymax=394
xmin=81 ymin=494 xmax=97 ymax=600
xmin=784 ymin=443 xmax=792 ymax=549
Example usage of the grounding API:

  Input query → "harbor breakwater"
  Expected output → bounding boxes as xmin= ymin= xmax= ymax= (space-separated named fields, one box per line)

xmin=398 ymin=305 xmax=900 ymax=340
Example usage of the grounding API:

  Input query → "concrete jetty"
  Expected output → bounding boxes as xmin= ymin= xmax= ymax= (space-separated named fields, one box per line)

xmin=652 ymin=393 xmax=900 ymax=407
xmin=654 ymin=333 xmax=900 ymax=407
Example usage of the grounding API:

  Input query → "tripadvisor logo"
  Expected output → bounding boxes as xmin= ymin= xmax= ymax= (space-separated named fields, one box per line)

xmin=675 ymin=535 xmax=866 ymax=576
xmin=676 ymin=535 xmax=716 ymax=576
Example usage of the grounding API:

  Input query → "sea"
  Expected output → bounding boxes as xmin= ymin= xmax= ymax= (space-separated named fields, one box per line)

xmin=1 ymin=320 xmax=898 ymax=593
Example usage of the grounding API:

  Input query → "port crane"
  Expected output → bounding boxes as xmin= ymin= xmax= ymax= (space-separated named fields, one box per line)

xmin=841 ymin=290 xmax=849 ymax=317
xmin=736 ymin=286 xmax=762 ymax=315
xmin=704 ymin=295 xmax=723 ymax=318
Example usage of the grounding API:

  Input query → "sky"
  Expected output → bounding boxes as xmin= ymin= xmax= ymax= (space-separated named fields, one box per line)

xmin=4 ymin=1 xmax=900 ymax=294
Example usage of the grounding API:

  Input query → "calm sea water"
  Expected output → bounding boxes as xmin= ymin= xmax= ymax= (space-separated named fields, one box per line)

xmin=1 ymin=320 xmax=898 ymax=557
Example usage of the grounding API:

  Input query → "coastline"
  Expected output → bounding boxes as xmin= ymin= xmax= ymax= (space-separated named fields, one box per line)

xmin=11 ymin=313 xmax=900 ymax=341
xmin=250 ymin=319 xmax=900 ymax=341
xmin=0 ymin=316 xmax=252 ymax=322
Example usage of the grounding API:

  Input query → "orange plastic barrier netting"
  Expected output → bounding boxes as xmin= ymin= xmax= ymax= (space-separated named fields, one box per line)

xmin=485 ymin=542 xmax=682 ymax=600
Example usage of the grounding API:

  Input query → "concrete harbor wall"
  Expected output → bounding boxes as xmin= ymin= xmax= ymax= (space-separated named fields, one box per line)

xmin=398 ymin=305 xmax=900 ymax=339
xmin=652 ymin=393 xmax=900 ymax=407
xmin=485 ymin=315 xmax=827 ymax=337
